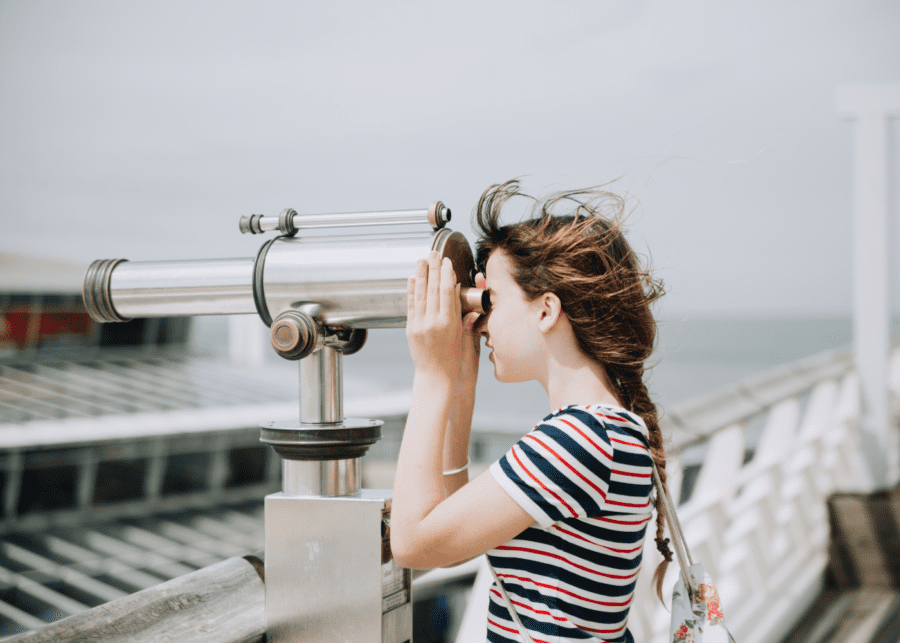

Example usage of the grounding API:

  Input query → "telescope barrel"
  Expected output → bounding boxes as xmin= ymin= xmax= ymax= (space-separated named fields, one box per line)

xmin=84 ymin=258 xmax=256 ymax=322
xmin=84 ymin=229 xmax=489 ymax=327
xmin=240 ymin=202 xmax=450 ymax=236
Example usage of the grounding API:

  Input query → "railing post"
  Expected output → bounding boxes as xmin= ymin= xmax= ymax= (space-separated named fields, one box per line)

xmin=838 ymin=85 xmax=900 ymax=489
xmin=685 ymin=423 xmax=745 ymax=581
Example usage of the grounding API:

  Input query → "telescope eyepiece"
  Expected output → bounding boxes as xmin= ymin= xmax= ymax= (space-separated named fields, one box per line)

xmin=460 ymin=287 xmax=490 ymax=315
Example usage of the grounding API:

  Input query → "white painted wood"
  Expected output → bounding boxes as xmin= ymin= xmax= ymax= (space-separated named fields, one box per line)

xmin=0 ymin=599 xmax=48 ymax=631
xmin=689 ymin=423 xmax=745 ymax=554
xmin=453 ymin=556 xmax=491 ymax=643
xmin=838 ymin=85 xmax=900 ymax=489
xmin=2 ymin=451 xmax=22 ymax=519
xmin=80 ymin=529 xmax=196 ymax=578
xmin=890 ymin=350 xmax=900 ymax=395
xmin=116 ymin=524 xmax=221 ymax=569
xmin=205 ymin=432 xmax=231 ymax=492
xmin=228 ymin=314 xmax=269 ymax=368
xmin=0 ymin=542 xmax=127 ymax=604
xmin=2 ymin=556 xmax=264 ymax=643
xmin=40 ymin=534 xmax=164 ymax=591
xmin=633 ymin=347 xmax=900 ymax=643
xmin=0 ymin=565 xmax=89 ymax=617
xmin=175 ymin=516 xmax=262 ymax=551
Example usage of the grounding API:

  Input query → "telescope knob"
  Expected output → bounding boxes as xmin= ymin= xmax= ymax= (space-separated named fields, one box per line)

xmin=338 ymin=328 xmax=368 ymax=356
xmin=270 ymin=310 xmax=318 ymax=360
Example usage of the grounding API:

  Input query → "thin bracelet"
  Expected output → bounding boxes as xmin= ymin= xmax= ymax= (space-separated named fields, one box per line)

xmin=442 ymin=459 xmax=469 ymax=475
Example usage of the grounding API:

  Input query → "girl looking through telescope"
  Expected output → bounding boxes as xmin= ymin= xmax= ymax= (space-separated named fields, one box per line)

xmin=391 ymin=180 xmax=669 ymax=643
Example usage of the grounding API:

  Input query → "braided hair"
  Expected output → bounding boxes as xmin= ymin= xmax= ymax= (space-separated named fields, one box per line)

xmin=473 ymin=180 xmax=672 ymax=601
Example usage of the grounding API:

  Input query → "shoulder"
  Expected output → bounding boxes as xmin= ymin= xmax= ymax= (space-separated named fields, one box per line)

xmin=533 ymin=405 xmax=653 ymax=470
xmin=539 ymin=404 xmax=649 ymax=445
xmin=492 ymin=404 xmax=653 ymax=523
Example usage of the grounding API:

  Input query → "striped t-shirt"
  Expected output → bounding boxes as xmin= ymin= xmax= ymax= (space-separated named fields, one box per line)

xmin=488 ymin=403 xmax=653 ymax=643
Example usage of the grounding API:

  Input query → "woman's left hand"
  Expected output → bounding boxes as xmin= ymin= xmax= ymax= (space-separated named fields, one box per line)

xmin=396 ymin=253 xmax=536 ymax=570
xmin=407 ymin=250 xmax=466 ymax=383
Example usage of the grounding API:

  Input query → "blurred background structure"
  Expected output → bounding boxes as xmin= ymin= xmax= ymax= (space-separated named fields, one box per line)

xmin=1 ymin=2 xmax=899 ymax=642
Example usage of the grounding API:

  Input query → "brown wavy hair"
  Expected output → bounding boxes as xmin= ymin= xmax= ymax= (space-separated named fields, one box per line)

xmin=473 ymin=179 xmax=673 ymax=600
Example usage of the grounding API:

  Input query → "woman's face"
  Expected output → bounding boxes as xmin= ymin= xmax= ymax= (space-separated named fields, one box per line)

xmin=481 ymin=250 xmax=546 ymax=383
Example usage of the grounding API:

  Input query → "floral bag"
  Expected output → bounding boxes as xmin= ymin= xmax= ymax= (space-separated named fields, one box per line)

xmin=670 ymin=563 xmax=731 ymax=642
xmin=653 ymin=462 xmax=735 ymax=643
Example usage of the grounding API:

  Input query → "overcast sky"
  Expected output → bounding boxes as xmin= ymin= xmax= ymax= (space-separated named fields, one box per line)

xmin=1 ymin=1 xmax=898 ymax=318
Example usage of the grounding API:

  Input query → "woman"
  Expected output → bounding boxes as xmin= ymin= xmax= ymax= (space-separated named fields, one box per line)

xmin=391 ymin=180 xmax=671 ymax=643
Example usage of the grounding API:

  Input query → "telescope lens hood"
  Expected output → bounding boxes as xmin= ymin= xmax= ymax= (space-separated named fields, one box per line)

xmin=83 ymin=258 xmax=131 ymax=323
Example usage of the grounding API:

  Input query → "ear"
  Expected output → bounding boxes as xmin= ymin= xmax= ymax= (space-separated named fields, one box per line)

xmin=537 ymin=292 xmax=563 ymax=333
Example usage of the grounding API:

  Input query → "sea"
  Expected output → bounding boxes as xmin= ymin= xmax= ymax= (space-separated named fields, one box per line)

xmin=272 ymin=316 xmax=899 ymax=436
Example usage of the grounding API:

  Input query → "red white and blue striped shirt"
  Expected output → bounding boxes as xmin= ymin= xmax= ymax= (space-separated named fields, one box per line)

xmin=488 ymin=404 xmax=653 ymax=643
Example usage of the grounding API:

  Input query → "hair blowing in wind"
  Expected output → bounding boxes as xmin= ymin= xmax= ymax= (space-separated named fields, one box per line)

xmin=472 ymin=179 xmax=674 ymax=600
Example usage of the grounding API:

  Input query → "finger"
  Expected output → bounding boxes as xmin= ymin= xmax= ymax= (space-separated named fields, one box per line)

xmin=427 ymin=251 xmax=441 ymax=315
xmin=474 ymin=272 xmax=486 ymax=289
xmin=407 ymin=276 xmax=416 ymax=322
xmin=415 ymin=258 xmax=428 ymax=319
xmin=440 ymin=258 xmax=455 ymax=319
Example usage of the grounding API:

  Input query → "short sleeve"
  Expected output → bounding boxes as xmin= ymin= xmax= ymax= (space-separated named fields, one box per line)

xmin=490 ymin=408 xmax=652 ymax=528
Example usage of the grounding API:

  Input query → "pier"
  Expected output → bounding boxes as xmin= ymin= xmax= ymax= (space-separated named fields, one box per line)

xmin=0 ymin=339 xmax=898 ymax=641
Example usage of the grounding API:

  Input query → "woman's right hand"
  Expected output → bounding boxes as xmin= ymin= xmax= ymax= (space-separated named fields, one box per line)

xmin=442 ymin=272 xmax=485 ymax=492
xmin=454 ymin=272 xmax=486 ymax=400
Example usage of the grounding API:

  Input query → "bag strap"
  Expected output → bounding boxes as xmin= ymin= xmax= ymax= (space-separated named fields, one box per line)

xmin=651 ymin=460 xmax=699 ymax=597
xmin=616 ymin=425 xmax=699 ymax=597
xmin=487 ymin=559 xmax=537 ymax=643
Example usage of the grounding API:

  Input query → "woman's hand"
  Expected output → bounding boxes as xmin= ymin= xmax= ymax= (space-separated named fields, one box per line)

xmin=455 ymin=272 xmax=486 ymax=398
xmin=395 ymin=259 xmax=534 ymax=570
xmin=406 ymin=251 xmax=466 ymax=383
xmin=443 ymin=272 xmax=485 ymax=495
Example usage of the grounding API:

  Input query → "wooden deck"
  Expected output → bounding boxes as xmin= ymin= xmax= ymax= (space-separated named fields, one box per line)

xmin=785 ymin=485 xmax=900 ymax=643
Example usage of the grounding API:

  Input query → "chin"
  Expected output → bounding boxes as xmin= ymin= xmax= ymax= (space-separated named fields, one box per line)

xmin=492 ymin=363 xmax=510 ymax=384
xmin=494 ymin=364 xmax=528 ymax=384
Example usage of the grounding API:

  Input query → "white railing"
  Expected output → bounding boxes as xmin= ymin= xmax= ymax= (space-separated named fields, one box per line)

xmin=454 ymin=345 xmax=900 ymax=643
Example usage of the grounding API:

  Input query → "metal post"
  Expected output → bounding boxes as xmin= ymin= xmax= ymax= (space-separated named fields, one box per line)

xmin=261 ymin=335 xmax=409 ymax=642
xmin=300 ymin=346 xmax=343 ymax=424
xmin=282 ymin=458 xmax=360 ymax=497
xmin=838 ymin=85 xmax=900 ymax=489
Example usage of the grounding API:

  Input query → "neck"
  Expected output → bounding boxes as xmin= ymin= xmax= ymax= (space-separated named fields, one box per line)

xmin=540 ymin=342 xmax=622 ymax=412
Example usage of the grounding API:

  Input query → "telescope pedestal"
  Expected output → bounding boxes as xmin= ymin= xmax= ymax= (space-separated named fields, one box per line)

xmin=262 ymin=346 xmax=411 ymax=643
xmin=264 ymin=489 xmax=411 ymax=643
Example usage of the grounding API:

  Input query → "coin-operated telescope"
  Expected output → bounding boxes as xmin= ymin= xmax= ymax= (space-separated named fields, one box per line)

xmin=83 ymin=202 xmax=488 ymax=643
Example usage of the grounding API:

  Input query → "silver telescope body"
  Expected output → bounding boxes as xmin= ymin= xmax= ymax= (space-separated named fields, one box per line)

xmin=83 ymin=202 xmax=489 ymax=333
xmin=82 ymin=201 xmax=482 ymax=642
